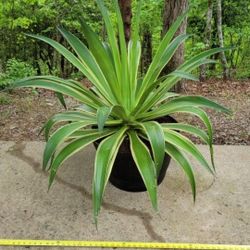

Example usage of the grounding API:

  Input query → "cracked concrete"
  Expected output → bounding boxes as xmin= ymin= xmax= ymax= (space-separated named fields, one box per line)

xmin=0 ymin=141 xmax=249 ymax=249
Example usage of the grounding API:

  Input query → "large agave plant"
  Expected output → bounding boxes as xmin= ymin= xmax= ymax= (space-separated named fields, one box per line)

xmin=14 ymin=0 xmax=231 ymax=223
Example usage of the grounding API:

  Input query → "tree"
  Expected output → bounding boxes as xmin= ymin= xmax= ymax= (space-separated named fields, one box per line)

xmin=162 ymin=0 xmax=189 ymax=92
xmin=221 ymin=0 xmax=250 ymax=78
xmin=139 ymin=0 xmax=164 ymax=74
xmin=118 ymin=0 xmax=132 ymax=45
xmin=0 ymin=0 xmax=102 ymax=77
xmin=200 ymin=0 xmax=214 ymax=81
xmin=216 ymin=0 xmax=229 ymax=79
xmin=141 ymin=27 xmax=152 ymax=73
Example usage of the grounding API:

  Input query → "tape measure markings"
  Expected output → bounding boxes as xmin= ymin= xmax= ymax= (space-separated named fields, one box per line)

xmin=0 ymin=239 xmax=249 ymax=249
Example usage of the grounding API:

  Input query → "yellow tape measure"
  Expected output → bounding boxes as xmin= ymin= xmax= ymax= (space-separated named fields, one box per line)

xmin=0 ymin=239 xmax=249 ymax=249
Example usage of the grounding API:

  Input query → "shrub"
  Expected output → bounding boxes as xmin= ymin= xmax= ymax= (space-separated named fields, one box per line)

xmin=0 ymin=59 xmax=36 ymax=90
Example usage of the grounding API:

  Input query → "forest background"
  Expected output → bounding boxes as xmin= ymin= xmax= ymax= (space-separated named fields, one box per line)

xmin=1 ymin=0 xmax=250 ymax=86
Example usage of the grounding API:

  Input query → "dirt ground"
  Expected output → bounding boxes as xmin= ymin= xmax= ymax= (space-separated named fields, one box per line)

xmin=0 ymin=79 xmax=249 ymax=145
xmin=181 ymin=79 xmax=250 ymax=145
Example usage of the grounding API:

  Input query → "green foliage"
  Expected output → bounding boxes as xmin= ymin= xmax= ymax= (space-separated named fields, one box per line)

xmin=14 ymin=0 xmax=232 ymax=224
xmin=0 ymin=59 xmax=36 ymax=89
xmin=37 ymin=59 xmax=59 ymax=76
xmin=138 ymin=0 xmax=164 ymax=55
xmin=223 ymin=0 xmax=250 ymax=28
xmin=0 ymin=0 xmax=102 ymax=78
xmin=0 ymin=0 xmax=249 ymax=79
xmin=188 ymin=0 xmax=250 ymax=78
xmin=185 ymin=41 xmax=206 ymax=59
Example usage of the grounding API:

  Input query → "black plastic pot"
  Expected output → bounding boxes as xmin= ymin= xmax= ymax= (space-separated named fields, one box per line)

xmin=94 ymin=116 xmax=177 ymax=192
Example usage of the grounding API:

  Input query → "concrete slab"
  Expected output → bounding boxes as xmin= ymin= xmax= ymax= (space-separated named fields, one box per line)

xmin=0 ymin=141 xmax=249 ymax=250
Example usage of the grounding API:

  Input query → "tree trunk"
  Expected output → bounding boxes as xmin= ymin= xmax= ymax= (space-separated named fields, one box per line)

xmin=216 ymin=0 xmax=229 ymax=79
xmin=200 ymin=0 xmax=213 ymax=81
xmin=34 ymin=44 xmax=41 ymax=75
xmin=118 ymin=0 xmax=132 ymax=45
xmin=141 ymin=27 xmax=152 ymax=74
xmin=162 ymin=0 xmax=189 ymax=92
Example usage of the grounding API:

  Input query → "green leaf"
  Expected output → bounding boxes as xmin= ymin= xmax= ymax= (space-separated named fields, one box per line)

xmin=75 ymin=104 xmax=96 ymax=114
xmin=68 ymin=128 xmax=117 ymax=139
xmin=137 ymin=50 xmax=229 ymax=114
xmin=165 ymin=143 xmax=196 ymax=201
xmin=154 ymin=92 xmax=180 ymax=106
xmin=140 ymin=88 xmax=178 ymax=107
xmin=95 ymin=0 xmax=122 ymax=94
xmin=180 ymin=47 xmax=231 ymax=71
xmin=140 ymin=106 xmax=213 ymax=151
xmin=96 ymin=104 xmax=128 ymax=131
xmin=134 ymin=12 xmax=188 ymax=109
xmin=113 ymin=0 xmax=129 ymax=109
xmin=141 ymin=12 xmax=187 ymax=88
xmin=13 ymin=76 xmax=102 ymax=109
xmin=139 ymin=95 xmax=232 ymax=120
xmin=41 ymin=111 xmax=96 ymax=141
xmin=55 ymin=92 xmax=67 ymax=109
xmin=162 ymin=123 xmax=209 ymax=144
xmin=128 ymin=130 xmax=158 ymax=212
xmin=58 ymin=27 xmax=117 ymax=104
xmin=168 ymin=70 xmax=199 ymax=81
xmin=48 ymin=129 xmax=115 ymax=189
xmin=26 ymin=33 xmax=114 ymax=104
xmin=164 ymin=129 xmax=214 ymax=175
xmin=162 ymin=122 xmax=215 ymax=170
xmin=159 ymin=49 xmax=231 ymax=93
xmin=93 ymin=126 xmax=127 ymax=223
xmin=111 ymin=105 xmax=128 ymax=121
xmin=43 ymin=121 xmax=93 ymax=170
xmin=168 ymin=96 xmax=232 ymax=115
xmin=128 ymin=40 xmax=141 ymax=110
xmin=54 ymin=77 xmax=107 ymax=106
xmin=128 ymin=0 xmax=142 ymax=109
xmin=136 ymin=34 xmax=190 ymax=105
xmin=140 ymin=121 xmax=165 ymax=175
xmin=78 ymin=18 xmax=119 ymax=98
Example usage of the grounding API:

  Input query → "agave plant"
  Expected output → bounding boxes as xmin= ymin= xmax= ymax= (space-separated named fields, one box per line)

xmin=14 ymin=0 xmax=231 ymax=223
